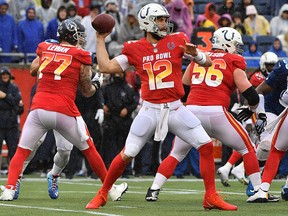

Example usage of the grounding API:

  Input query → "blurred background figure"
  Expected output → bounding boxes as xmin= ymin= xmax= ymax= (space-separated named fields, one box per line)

xmin=270 ymin=4 xmax=288 ymax=37
xmin=67 ymin=4 xmax=82 ymax=23
xmin=0 ymin=66 xmax=22 ymax=172
xmin=166 ymin=0 xmax=193 ymax=39
xmin=17 ymin=5 xmax=44 ymax=63
xmin=81 ymin=1 xmax=102 ymax=53
xmin=101 ymin=73 xmax=138 ymax=178
xmin=0 ymin=0 xmax=18 ymax=63
xmin=277 ymin=31 xmax=288 ymax=56
xmin=45 ymin=6 xmax=67 ymax=40
xmin=244 ymin=5 xmax=270 ymax=39
xmin=73 ymin=0 xmax=92 ymax=17
xmin=36 ymin=0 xmax=56 ymax=32
xmin=217 ymin=0 xmax=235 ymax=16
xmin=218 ymin=13 xmax=232 ymax=28
xmin=268 ymin=37 xmax=288 ymax=59
xmin=7 ymin=0 xmax=35 ymax=23
xmin=117 ymin=8 xmax=144 ymax=44
xmin=243 ymin=40 xmax=262 ymax=69
xmin=203 ymin=3 xmax=220 ymax=29
xmin=235 ymin=0 xmax=253 ymax=22
xmin=232 ymin=11 xmax=246 ymax=35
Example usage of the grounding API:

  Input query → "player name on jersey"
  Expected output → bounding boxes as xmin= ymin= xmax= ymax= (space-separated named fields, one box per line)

xmin=47 ymin=45 xmax=70 ymax=53
xmin=142 ymin=52 xmax=172 ymax=63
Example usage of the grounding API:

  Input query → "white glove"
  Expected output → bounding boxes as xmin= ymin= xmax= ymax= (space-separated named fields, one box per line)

xmin=95 ymin=109 xmax=104 ymax=124
xmin=92 ymin=72 xmax=103 ymax=86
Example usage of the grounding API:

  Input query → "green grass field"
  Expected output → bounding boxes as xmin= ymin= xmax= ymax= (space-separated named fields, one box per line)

xmin=0 ymin=175 xmax=287 ymax=216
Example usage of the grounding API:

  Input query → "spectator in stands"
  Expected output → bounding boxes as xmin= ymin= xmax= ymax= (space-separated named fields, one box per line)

xmin=0 ymin=0 xmax=18 ymax=63
xmin=203 ymin=3 xmax=221 ymax=29
xmin=244 ymin=5 xmax=270 ymax=39
xmin=45 ymin=6 xmax=67 ymax=40
xmin=51 ymin=0 xmax=75 ymax=11
xmin=195 ymin=14 xmax=216 ymax=29
xmin=0 ymin=66 xmax=22 ymax=171
xmin=36 ymin=0 xmax=57 ymax=32
xmin=232 ymin=11 xmax=246 ymax=35
xmin=277 ymin=31 xmax=288 ymax=56
xmin=81 ymin=1 xmax=102 ymax=53
xmin=117 ymin=8 xmax=144 ymax=44
xmin=18 ymin=5 xmax=44 ymax=63
xmin=184 ymin=0 xmax=195 ymax=23
xmin=243 ymin=40 xmax=262 ymax=68
xmin=166 ymin=0 xmax=193 ymax=39
xmin=268 ymin=37 xmax=287 ymax=58
xmin=74 ymin=0 xmax=92 ymax=17
xmin=218 ymin=13 xmax=232 ymax=27
xmin=270 ymin=4 xmax=288 ymax=37
xmin=235 ymin=0 xmax=253 ymax=22
xmin=7 ymin=0 xmax=35 ymax=23
xmin=217 ymin=0 xmax=235 ymax=16
xmin=67 ymin=4 xmax=82 ymax=23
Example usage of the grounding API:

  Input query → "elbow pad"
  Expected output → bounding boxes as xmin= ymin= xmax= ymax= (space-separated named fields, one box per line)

xmin=242 ymin=86 xmax=259 ymax=106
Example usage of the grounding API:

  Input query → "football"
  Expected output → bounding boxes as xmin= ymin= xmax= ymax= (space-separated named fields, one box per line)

xmin=91 ymin=13 xmax=115 ymax=33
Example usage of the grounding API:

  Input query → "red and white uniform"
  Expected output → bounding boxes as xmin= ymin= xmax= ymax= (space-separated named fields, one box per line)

xmin=249 ymin=71 xmax=265 ymax=88
xmin=171 ymin=50 xmax=255 ymax=162
xmin=122 ymin=32 xmax=186 ymax=103
xmin=115 ymin=32 xmax=211 ymax=157
xmin=19 ymin=42 xmax=93 ymax=151
xmin=31 ymin=42 xmax=92 ymax=116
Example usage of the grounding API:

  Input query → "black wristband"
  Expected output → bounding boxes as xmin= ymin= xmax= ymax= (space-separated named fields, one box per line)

xmin=242 ymin=86 xmax=259 ymax=106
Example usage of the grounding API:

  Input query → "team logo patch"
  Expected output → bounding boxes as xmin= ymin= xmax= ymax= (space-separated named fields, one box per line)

xmin=167 ymin=42 xmax=175 ymax=50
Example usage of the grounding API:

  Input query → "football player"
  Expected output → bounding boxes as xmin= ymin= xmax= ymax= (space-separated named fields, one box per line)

xmin=247 ymin=59 xmax=288 ymax=202
xmin=217 ymin=52 xmax=279 ymax=187
xmin=0 ymin=19 xmax=126 ymax=204
xmin=85 ymin=3 xmax=239 ymax=211
xmin=145 ymin=27 xmax=263 ymax=208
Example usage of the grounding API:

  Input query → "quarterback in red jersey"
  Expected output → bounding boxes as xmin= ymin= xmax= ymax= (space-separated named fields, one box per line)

xmin=0 ymin=19 xmax=107 ymax=202
xmin=146 ymin=27 xmax=263 ymax=209
xmin=84 ymin=3 xmax=241 ymax=210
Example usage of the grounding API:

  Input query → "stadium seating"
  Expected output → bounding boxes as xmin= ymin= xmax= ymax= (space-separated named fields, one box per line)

xmin=256 ymin=35 xmax=275 ymax=53
xmin=241 ymin=35 xmax=254 ymax=52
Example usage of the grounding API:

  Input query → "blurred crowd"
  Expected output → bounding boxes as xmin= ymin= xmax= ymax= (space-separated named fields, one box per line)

xmin=0 ymin=0 xmax=287 ymax=65
xmin=0 ymin=0 xmax=288 ymax=179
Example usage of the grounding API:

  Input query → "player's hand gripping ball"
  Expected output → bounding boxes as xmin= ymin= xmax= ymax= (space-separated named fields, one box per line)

xmin=91 ymin=14 xmax=115 ymax=33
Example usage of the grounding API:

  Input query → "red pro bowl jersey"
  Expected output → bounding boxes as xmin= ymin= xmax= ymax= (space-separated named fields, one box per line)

xmin=186 ymin=50 xmax=246 ymax=109
xmin=31 ymin=41 xmax=93 ymax=116
xmin=249 ymin=71 xmax=265 ymax=87
xmin=122 ymin=32 xmax=190 ymax=103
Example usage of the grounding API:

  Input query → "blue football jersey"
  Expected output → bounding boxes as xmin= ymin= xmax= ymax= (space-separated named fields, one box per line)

xmin=265 ymin=60 xmax=288 ymax=115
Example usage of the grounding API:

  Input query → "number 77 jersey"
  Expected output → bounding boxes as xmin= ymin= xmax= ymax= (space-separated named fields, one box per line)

xmin=122 ymin=32 xmax=190 ymax=104
xmin=186 ymin=50 xmax=247 ymax=109
xmin=31 ymin=41 xmax=93 ymax=117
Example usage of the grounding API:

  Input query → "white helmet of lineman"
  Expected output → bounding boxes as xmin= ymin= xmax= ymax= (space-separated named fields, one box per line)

xmin=260 ymin=52 xmax=278 ymax=74
xmin=138 ymin=3 xmax=172 ymax=38
xmin=212 ymin=27 xmax=243 ymax=54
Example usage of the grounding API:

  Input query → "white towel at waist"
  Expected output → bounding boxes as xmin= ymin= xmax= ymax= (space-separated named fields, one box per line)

xmin=154 ymin=103 xmax=170 ymax=142
xmin=76 ymin=116 xmax=89 ymax=141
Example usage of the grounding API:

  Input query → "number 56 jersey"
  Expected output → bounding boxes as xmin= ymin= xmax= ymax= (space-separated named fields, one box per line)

xmin=186 ymin=50 xmax=246 ymax=109
xmin=31 ymin=41 xmax=92 ymax=117
xmin=122 ymin=32 xmax=190 ymax=104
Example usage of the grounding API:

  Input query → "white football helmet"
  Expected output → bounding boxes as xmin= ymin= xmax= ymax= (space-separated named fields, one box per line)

xmin=212 ymin=27 xmax=243 ymax=54
xmin=138 ymin=3 xmax=172 ymax=38
xmin=260 ymin=52 xmax=278 ymax=74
